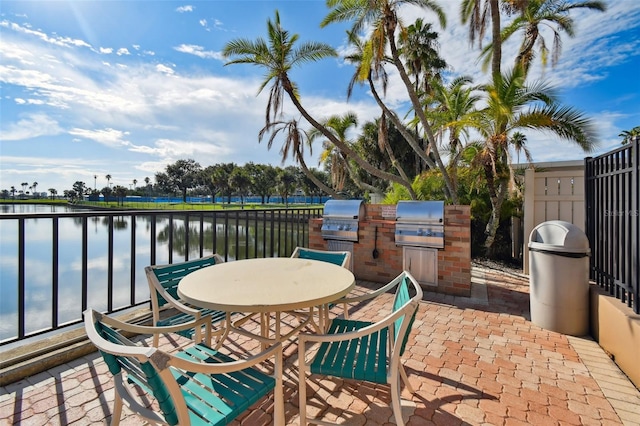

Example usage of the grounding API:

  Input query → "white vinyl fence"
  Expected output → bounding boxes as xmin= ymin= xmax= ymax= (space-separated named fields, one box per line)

xmin=522 ymin=161 xmax=585 ymax=274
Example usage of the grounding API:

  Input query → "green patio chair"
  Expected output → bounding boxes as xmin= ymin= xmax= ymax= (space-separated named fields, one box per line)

xmin=297 ymin=271 xmax=423 ymax=426
xmin=145 ymin=254 xmax=227 ymax=347
xmin=83 ymin=308 xmax=284 ymax=426
xmin=290 ymin=247 xmax=351 ymax=331
xmin=290 ymin=247 xmax=351 ymax=269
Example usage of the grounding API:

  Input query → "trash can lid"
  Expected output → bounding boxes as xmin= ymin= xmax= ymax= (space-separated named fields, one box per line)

xmin=528 ymin=220 xmax=591 ymax=254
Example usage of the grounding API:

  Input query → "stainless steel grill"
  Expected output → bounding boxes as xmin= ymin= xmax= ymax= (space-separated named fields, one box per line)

xmin=321 ymin=199 xmax=365 ymax=242
xmin=395 ymin=200 xmax=445 ymax=248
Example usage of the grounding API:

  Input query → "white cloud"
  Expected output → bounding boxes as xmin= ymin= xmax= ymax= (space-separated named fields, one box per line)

xmin=156 ymin=63 xmax=175 ymax=75
xmin=14 ymin=98 xmax=45 ymax=105
xmin=99 ymin=47 xmax=113 ymax=54
xmin=176 ymin=5 xmax=194 ymax=13
xmin=1 ymin=20 xmax=91 ymax=49
xmin=213 ymin=19 xmax=226 ymax=31
xmin=174 ymin=44 xmax=223 ymax=60
xmin=1 ymin=113 xmax=62 ymax=140
xmin=116 ymin=47 xmax=130 ymax=56
xmin=200 ymin=19 xmax=207 ymax=27
xmin=68 ymin=128 xmax=130 ymax=147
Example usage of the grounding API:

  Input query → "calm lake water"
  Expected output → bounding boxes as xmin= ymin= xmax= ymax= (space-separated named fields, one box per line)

xmin=0 ymin=204 xmax=306 ymax=342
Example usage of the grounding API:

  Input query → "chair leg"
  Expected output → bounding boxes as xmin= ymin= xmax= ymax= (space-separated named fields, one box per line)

xmin=152 ymin=332 xmax=159 ymax=348
xmin=273 ymin=346 xmax=285 ymax=426
xmin=389 ymin=371 xmax=405 ymax=426
xmin=214 ymin=314 xmax=232 ymax=350
xmin=298 ymin=351 xmax=308 ymax=425
xmin=110 ymin=384 xmax=123 ymax=426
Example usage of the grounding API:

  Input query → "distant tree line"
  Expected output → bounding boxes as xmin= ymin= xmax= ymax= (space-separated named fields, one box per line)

xmin=13 ymin=161 xmax=361 ymax=206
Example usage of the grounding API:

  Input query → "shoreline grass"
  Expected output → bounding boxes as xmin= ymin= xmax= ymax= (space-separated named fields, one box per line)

xmin=0 ymin=199 xmax=323 ymax=210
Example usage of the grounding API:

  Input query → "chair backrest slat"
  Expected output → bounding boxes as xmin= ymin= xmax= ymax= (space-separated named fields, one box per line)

xmin=297 ymin=250 xmax=347 ymax=265
xmin=291 ymin=247 xmax=350 ymax=268
xmin=393 ymin=275 xmax=419 ymax=357
xmin=92 ymin=316 xmax=180 ymax=425
xmin=150 ymin=255 xmax=222 ymax=308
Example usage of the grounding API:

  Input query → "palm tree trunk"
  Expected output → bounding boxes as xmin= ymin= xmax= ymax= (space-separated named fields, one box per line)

xmin=281 ymin=76 xmax=415 ymax=196
xmin=295 ymin=148 xmax=342 ymax=199
xmin=483 ymin=166 xmax=508 ymax=254
xmin=338 ymin=153 xmax=386 ymax=196
xmin=378 ymin=113 xmax=417 ymax=199
xmin=386 ymin=30 xmax=459 ymax=204
xmin=515 ymin=26 xmax=537 ymax=76
xmin=490 ymin=0 xmax=502 ymax=80
xmin=368 ymin=76 xmax=438 ymax=173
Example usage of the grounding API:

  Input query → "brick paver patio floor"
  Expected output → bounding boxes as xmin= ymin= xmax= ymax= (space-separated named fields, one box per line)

xmin=1 ymin=265 xmax=639 ymax=425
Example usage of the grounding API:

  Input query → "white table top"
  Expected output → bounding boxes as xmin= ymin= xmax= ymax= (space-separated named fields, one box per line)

xmin=177 ymin=257 xmax=355 ymax=313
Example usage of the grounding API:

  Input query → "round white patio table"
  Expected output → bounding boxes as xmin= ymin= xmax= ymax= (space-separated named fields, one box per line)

xmin=178 ymin=257 xmax=355 ymax=346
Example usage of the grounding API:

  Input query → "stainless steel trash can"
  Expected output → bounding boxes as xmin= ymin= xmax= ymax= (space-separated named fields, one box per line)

xmin=528 ymin=220 xmax=590 ymax=336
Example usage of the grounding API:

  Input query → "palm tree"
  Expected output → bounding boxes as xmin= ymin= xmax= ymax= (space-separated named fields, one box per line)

xmin=223 ymin=10 xmax=414 ymax=195
xmin=259 ymin=117 xmax=341 ymax=199
xmin=483 ymin=0 xmax=606 ymax=76
xmin=48 ymin=188 xmax=57 ymax=200
xmin=619 ymin=126 xmax=640 ymax=144
xmin=342 ymin=28 xmax=440 ymax=198
xmin=398 ymin=18 xmax=447 ymax=97
xmin=10 ymin=186 xmax=16 ymax=199
xmin=510 ymin=131 xmax=531 ymax=165
xmin=312 ymin=113 xmax=358 ymax=194
xmin=322 ymin=0 xmax=456 ymax=201
xmin=105 ymin=174 xmax=112 ymax=188
xmin=461 ymin=0 xmax=502 ymax=79
xmin=32 ymin=181 xmax=38 ymax=198
xmin=427 ymin=75 xmax=481 ymax=194
xmin=464 ymin=67 xmax=597 ymax=253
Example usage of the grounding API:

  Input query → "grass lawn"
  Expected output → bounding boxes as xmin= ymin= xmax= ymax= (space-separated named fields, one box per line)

xmin=0 ymin=199 xmax=323 ymax=210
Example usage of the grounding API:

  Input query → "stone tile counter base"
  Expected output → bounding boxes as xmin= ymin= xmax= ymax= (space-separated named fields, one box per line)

xmin=310 ymin=204 xmax=472 ymax=297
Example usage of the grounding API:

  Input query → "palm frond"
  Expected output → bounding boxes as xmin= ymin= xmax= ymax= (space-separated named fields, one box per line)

xmin=514 ymin=104 xmax=599 ymax=152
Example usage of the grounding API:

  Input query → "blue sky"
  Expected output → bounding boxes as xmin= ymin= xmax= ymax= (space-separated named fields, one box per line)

xmin=1 ymin=1 xmax=639 ymax=194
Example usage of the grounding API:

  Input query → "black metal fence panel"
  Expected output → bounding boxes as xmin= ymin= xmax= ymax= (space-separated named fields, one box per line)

xmin=585 ymin=136 xmax=639 ymax=314
xmin=0 ymin=207 xmax=322 ymax=346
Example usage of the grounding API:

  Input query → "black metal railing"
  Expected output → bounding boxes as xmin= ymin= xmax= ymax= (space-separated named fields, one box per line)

xmin=585 ymin=136 xmax=639 ymax=313
xmin=0 ymin=207 xmax=323 ymax=346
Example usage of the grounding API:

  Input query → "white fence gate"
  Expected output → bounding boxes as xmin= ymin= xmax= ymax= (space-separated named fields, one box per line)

xmin=522 ymin=161 xmax=585 ymax=274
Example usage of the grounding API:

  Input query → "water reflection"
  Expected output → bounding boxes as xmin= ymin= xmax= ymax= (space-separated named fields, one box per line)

xmin=0 ymin=205 xmax=308 ymax=342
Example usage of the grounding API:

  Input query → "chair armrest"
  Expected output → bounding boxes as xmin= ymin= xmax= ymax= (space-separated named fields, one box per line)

xmin=333 ymin=273 xmax=405 ymax=306
xmin=167 ymin=342 xmax=283 ymax=375
xmin=85 ymin=309 xmax=219 ymax=340
xmin=151 ymin=282 xmax=201 ymax=316
xmin=298 ymin=302 xmax=415 ymax=345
